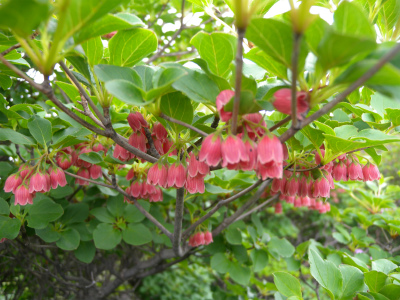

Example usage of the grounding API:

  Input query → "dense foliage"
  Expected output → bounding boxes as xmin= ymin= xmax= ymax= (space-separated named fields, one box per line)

xmin=1 ymin=0 xmax=400 ymax=299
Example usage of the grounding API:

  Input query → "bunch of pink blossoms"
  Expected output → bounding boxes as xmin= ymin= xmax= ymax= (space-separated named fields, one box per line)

xmin=188 ymin=231 xmax=213 ymax=247
xmin=4 ymin=163 xmax=67 ymax=206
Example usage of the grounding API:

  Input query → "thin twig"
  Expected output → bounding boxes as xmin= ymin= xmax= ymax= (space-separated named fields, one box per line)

xmin=143 ymin=127 xmax=160 ymax=158
xmin=212 ymin=180 xmax=272 ymax=236
xmin=160 ymin=112 xmax=208 ymax=137
xmin=182 ymin=179 xmax=263 ymax=240
xmin=231 ymin=28 xmax=246 ymax=135
xmin=235 ymin=194 xmax=279 ymax=222
xmin=173 ymin=188 xmax=185 ymax=256
xmin=148 ymin=0 xmax=170 ymax=28
xmin=0 ymin=32 xmax=39 ymax=56
xmin=291 ymin=32 xmax=302 ymax=130
xmin=287 ymin=164 xmax=322 ymax=172
xmin=76 ymin=94 xmax=106 ymax=128
xmin=15 ymin=144 xmax=26 ymax=163
xmin=59 ymin=61 xmax=106 ymax=125
xmin=269 ymin=116 xmax=291 ymax=132
xmin=64 ymin=171 xmax=115 ymax=188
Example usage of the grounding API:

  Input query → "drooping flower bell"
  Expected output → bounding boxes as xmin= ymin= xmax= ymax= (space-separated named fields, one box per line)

xmin=348 ymin=161 xmax=364 ymax=181
xmin=48 ymin=166 xmax=67 ymax=189
xmin=256 ymin=135 xmax=283 ymax=179
xmin=147 ymin=163 xmax=168 ymax=188
xmin=89 ymin=164 xmax=102 ymax=180
xmin=167 ymin=162 xmax=187 ymax=188
xmin=312 ymin=175 xmax=330 ymax=198
xmin=238 ymin=139 xmax=257 ymax=171
xmin=216 ymin=90 xmax=234 ymax=122
xmin=149 ymin=188 xmax=163 ymax=202
xmin=199 ymin=134 xmax=223 ymax=167
xmin=14 ymin=184 xmax=34 ymax=206
xmin=187 ymin=153 xmax=209 ymax=178
xmin=332 ymin=161 xmax=347 ymax=181
xmin=185 ymin=175 xmax=205 ymax=194
xmin=128 ymin=131 xmax=147 ymax=153
xmin=221 ymin=135 xmax=249 ymax=168
xmin=152 ymin=122 xmax=168 ymax=142
xmin=362 ymin=163 xmax=381 ymax=181
xmin=76 ymin=168 xmax=90 ymax=186
xmin=128 ymin=112 xmax=148 ymax=132
xmin=4 ymin=173 xmax=22 ymax=193
xmin=204 ymin=231 xmax=213 ymax=245
xmin=29 ymin=171 xmax=50 ymax=193
xmin=113 ymin=144 xmax=132 ymax=162
xmin=272 ymin=88 xmax=309 ymax=119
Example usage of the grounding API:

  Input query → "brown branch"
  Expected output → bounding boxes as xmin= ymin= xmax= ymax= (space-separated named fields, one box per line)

xmin=279 ymin=42 xmax=400 ymax=143
xmin=160 ymin=112 xmax=208 ymax=137
xmin=0 ymin=32 xmax=39 ymax=56
xmin=15 ymin=144 xmax=26 ymax=163
xmin=143 ymin=127 xmax=160 ymax=158
xmin=76 ymin=95 xmax=106 ymax=128
xmin=231 ymin=28 xmax=246 ymax=135
xmin=182 ymin=179 xmax=263 ymax=240
xmin=287 ymin=164 xmax=322 ymax=172
xmin=291 ymin=33 xmax=302 ymax=130
xmin=235 ymin=194 xmax=279 ymax=222
xmin=64 ymin=171 xmax=115 ymax=188
xmin=172 ymin=188 xmax=185 ymax=257
xmin=269 ymin=116 xmax=291 ymax=132
xmin=59 ymin=61 xmax=106 ymax=125
xmin=212 ymin=179 xmax=272 ymax=236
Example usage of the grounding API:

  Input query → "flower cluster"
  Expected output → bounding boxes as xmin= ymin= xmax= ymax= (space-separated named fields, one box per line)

xmin=147 ymin=153 xmax=210 ymax=194
xmin=57 ymin=142 xmax=106 ymax=186
xmin=270 ymin=149 xmax=381 ymax=214
xmin=331 ymin=152 xmax=381 ymax=182
xmin=188 ymin=231 xmax=213 ymax=247
xmin=125 ymin=167 xmax=163 ymax=203
xmin=4 ymin=163 xmax=67 ymax=206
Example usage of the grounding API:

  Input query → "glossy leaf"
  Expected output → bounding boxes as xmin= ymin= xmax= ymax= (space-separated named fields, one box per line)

xmin=273 ymin=271 xmax=302 ymax=299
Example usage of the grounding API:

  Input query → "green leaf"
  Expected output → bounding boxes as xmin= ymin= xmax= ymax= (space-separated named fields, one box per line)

xmin=0 ymin=128 xmax=35 ymax=145
xmin=122 ymin=223 xmax=152 ymax=246
xmin=26 ymin=199 xmax=64 ymax=229
xmin=123 ymin=200 xmax=150 ymax=223
xmin=94 ymin=64 xmax=143 ymax=87
xmin=304 ymin=17 xmax=330 ymax=54
xmin=82 ymin=36 xmax=103 ymax=66
xmin=246 ymin=18 xmax=307 ymax=70
xmin=35 ymin=225 xmax=61 ymax=243
xmin=74 ymin=12 xmax=144 ymax=44
xmin=250 ymin=249 xmax=269 ymax=272
xmin=225 ymin=226 xmax=242 ymax=245
xmin=93 ymin=223 xmax=122 ymax=250
xmin=377 ymin=0 xmax=400 ymax=36
xmin=365 ymin=271 xmax=388 ymax=293
xmin=105 ymin=80 xmax=149 ymax=106
xmin=79 ymin=152 xmax=104 ymax=165
xmin=339 ymin=265 xmax=364 ymax=299
xmin=191 ymin=58 xmax=231 ymax=91
xmin=317 ymin=31 xmax=376 ymax=71
xmin=229 ymin=262 xmax=251 ymax=285
xmin=334 ymin=1 xmax=376 ymax=39
xmin=91 ymin=207 xmax=115 ymax=223
xmin=0 ymin=198 xmax=10 ymax=215
xmin=0 ymin=216 xmax=21 ymax=239
xmin=223 ymin=91 xmax=263 ymax=115
xmin=58 ymin=0 xmax=128 ymax=41
xmin=372 ymin=259 xmax=398 ymax=274
xmin=309 ymin=249 xmax=343 ymax=299
xmin=0 ymin=0 xmax=50 ymax=37
xmin=107 ymin=197 xmax=126 ymax=218
xmin=109 ymin=28 xmax=157 ymax=67
xmin=245 ymin=47 xmax=288 ymax=79
xmin=273 ymin=271 xmax=302 ymax=299
xmin=172 ymin=69 xmax=220 ymax=103
xmin=268 ymin=237 xmax=295 ymax=258
xmin=211 ymin=253 xmax=232 ymax=273
xmin=59 ymin=203 xmax=89 ymax=225
xmin=380 ymin=284 xmax=400 ymax=300
xmin=74 ymin=241 xmax=96 ymax=263
xmin=190 ymin=32 xmax=236 ymax=78
xmin=27 ymin=116 xmax=52 ymax=146
xmin=386 ymin=108 xmax=400 ymax=126
xmin=56 ymin=228 xmax=80 ymax=251
xmin=160 ymin=92 xmax=193 ymax=133
xmin=145 ymin=67 xmax=187 ymax=100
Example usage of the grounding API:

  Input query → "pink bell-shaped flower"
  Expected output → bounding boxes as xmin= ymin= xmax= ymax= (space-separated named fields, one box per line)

xmin=147 ymin=163 xmax=168 ymax=188
xmin=187 ymin=153 xmax=209 ymax=178
xmin=113 ymin=144 xmax=132 ymax=162
xmin=128 ymin=112 xmax=148 ymax=132
xmin=167 ymin=162 xmax=187 ymax=188
xmin=272 ymin=88 xmax=309 ymax=119
xmin=362 ymin=163 xmax=381 ymax=181
xmin=238 ymin=139 xmax=257 ymax=171
xmin=4 ymin=173 xmax=22 ymax=193
xmin=152 ymin=122 xmax=168 ymax=142
xmin=89 ymin=165 xmax=102 ymax=180
xmin=204 ymin=231 xmax=213 ymax=245
xmin=48 ymin=166 xmax=67 ymax=189
xmin=284 ymin=176 xmax=300 ymax=197
xmin=348 ymin=161 xmax=364 ymax=181
xmin=29 ymin=171 xmax=50 ymax=193
xmin=14 ymin=184 xmax=34 ymax=206
xmin=274 ymin=202 xmax=283 ymax=214
xmin=128 ymin=131 xmax=147 ymax=153
xmin=332 ymin=161 xmax=347 ymax=181
xmin=216 ymin=90 xmax=234 ymax=122
xmin=221 ymin=135 xmax=249 ymax=168
xmin=149 ymin=188 xmax=163 ymax=202
xmin=257 ymin=135 xmax=283 ymax=166
xmin=312 ymin=176 xmax=330 ymax=198
xmin=199 ymin=134 xmax=223 ymax=167
xmin=185 ymin=175 xmax=205 ymax=194
xmin=76 ymin=168 xmax=90 ymax=186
